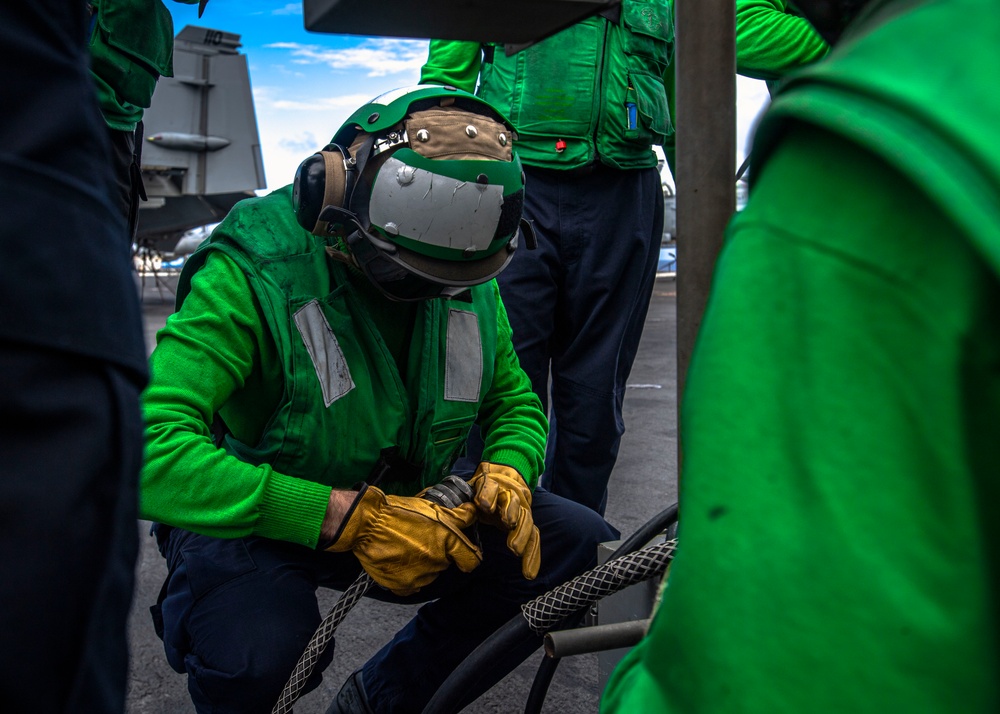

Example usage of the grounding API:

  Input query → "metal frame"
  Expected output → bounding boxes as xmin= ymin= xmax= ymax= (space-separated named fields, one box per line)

xmin=675 ymin=0 xmax=736 ymax=413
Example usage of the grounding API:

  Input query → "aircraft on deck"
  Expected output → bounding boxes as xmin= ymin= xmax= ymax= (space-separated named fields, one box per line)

xmin=135 ymin=25 xmax=266 ymax=260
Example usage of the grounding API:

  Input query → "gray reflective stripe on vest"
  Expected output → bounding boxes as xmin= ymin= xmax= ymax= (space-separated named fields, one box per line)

xmin=293 ymin=300 xmax=355 ymax=407
xmin=444 ymin=309 xmax=481 ymax=402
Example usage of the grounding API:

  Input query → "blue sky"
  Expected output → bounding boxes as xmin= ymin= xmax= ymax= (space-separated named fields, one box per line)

xmin=166 ymin=1 xmax=768 ymax=193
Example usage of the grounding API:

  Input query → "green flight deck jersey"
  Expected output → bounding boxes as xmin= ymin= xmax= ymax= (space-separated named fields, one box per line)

xmin=602 ymin=0 xmax=1000 ymax=711
xmin=421 ymin=0 xmax=674 ymax=171
xmin=140 ymin=187 xmax=548 ymax=548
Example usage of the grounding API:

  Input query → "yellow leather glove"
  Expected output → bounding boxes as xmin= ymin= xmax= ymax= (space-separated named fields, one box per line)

xmin=325 ymin=484 xmax=482 ymax=596
xmin=469 ymin=462 xmax=541 ymax=580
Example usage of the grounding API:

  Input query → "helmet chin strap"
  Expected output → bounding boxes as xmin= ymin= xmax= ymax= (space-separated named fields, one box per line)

xmin=324 ymin=245 xmax=361 ymax=271
xmin=344 ymin=132 xmax=381 ymax=227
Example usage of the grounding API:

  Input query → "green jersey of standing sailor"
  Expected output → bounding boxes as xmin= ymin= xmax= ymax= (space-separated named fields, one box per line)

xmin=603 ymin=0 xmax=1000 ymax=712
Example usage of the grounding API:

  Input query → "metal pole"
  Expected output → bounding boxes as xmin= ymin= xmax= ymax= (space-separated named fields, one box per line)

xmin=674 ymin=0 xmax=736 ymax=411
xmin=543 ymin=619 xmax=651 ymax=659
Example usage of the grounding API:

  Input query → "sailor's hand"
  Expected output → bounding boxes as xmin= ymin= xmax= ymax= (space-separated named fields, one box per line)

xmin=324 ymin=485 xmax=482 ymax=595
xmin=469 ymin=462 xmax=541 ymax=579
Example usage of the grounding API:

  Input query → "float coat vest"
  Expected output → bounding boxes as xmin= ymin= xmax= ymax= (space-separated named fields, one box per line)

xmin=474 ymin=0 xmax=673 ymax=170
xmin=753 ymin=0 xmax=1000 ymax=279
xmin=175 ymin=187 xmax=499 ymax=496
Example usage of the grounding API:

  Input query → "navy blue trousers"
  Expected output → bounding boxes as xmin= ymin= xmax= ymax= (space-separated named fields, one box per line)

xmin=0 ymin=342 xmax=143 ymax=713
xmin=457 ymin=165 xmax=663 ymax=515
xmin=152 ymin=489 xmax=616 ymax=713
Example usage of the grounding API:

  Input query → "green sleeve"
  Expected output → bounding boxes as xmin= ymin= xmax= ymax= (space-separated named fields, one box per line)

xmin=477 ymin=282 xmax=548 ymax=488
xmin=735 ymin=0 xmax=829 ymax=81
xmin=419 ymin=39 xmax=484 ymax=93
xmin=661 ymin=0 xmax=824 ymax=175
xmin=89 ymin=0 xmax=201 ymax=130
xmin=602 ymin=125 xmax=999 ymax=712
xmin=140 ymin=251 xmax=331 ymax=547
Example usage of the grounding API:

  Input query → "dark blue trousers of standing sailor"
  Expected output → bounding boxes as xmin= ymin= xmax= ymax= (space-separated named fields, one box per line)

xmin=454 ymin=165 xmax=663 ymax=515
xmin=152 ymin=488 xmax=617 ymax=714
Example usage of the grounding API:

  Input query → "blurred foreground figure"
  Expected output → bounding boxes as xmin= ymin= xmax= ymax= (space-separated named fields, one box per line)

xmin=603 ymin=0 xmax=1000 ymax=711
xmin=0 ymin=2 xmax=148 ymax=711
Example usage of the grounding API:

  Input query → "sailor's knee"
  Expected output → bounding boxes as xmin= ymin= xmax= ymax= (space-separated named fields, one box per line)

xmin=183 ymin=637 xmax=330 ymax=714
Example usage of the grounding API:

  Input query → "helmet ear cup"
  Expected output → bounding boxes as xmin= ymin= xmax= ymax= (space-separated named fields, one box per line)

xmin=292 ymin=145 xmax=350 ymax=235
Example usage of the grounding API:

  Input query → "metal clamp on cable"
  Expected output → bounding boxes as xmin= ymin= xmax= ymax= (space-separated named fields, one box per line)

xmin=420 ymin=474 xmax=475 ymax=508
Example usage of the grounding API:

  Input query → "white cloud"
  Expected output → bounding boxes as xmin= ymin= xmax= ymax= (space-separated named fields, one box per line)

xmin=266 ymin=38 xmax=429 ymax=77
xmin=268 ymin=63 xmax=307 ymax=78
xmin=252 ymin=85 xmax=372 ymax=112
xmin=278 ymin=132 xmax=319 ymax=154
xmin=269 ymin=94 xmax=372 ymax=112
xmin=272 ymin=3 xmax=302 ymax=15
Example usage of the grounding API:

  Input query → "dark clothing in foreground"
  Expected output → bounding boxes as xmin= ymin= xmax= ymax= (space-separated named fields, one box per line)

xmin=0 ymin=346 xmax=143 ymax=712
xmin=0 ymin=3 xmax=147 ymax=711
xmin=0 ymin=1 xmax=147 ymax=376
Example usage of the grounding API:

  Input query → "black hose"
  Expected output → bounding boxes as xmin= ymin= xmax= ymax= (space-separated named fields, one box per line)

xmin=423 ymin=503 xmax=680 ymax=714
xmin=521 ymin=503 xmax=680 ymax=714
xmin=607 ymin=503 xmax=679 ymax=561
xmin=422 ymin=614 xmax=540 ymax=714
xmin=521 ymin=610 xmax=586 ymax=714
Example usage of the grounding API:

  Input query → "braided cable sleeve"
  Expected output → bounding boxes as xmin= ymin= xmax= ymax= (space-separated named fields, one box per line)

xmin=520 ymin=538 xmax=677 ymax=636
xmin=523 ymin=505 xmax=679 ymax=714
xmin=272 ymin=573 xmax=373 ymax=714
xmin=423 ymin=538 xmax=678 ymax=714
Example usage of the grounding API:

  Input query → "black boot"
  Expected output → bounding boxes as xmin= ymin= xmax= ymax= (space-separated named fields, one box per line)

xmin=325 ymin=669 xmax=374 ymax=714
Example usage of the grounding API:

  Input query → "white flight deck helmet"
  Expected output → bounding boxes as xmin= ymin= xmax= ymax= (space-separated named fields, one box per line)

xmin=292 ymin=85 xmax=531 ymax=301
